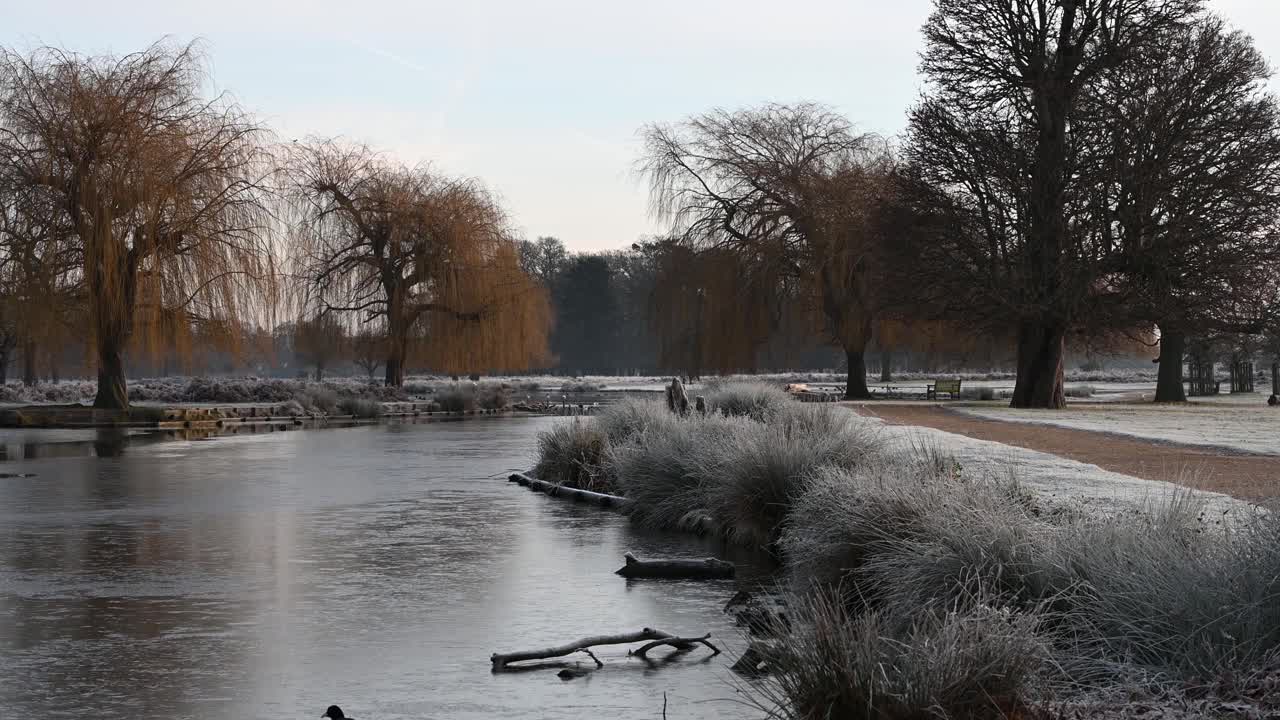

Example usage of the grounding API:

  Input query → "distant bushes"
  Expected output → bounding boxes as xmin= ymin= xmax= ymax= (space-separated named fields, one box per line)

xmin=705 ymin=382 xmax=792 ymax=421
xmin=1065 ymin=384 xmax=1096 ymax=398
xmin=429 ymin=381 xmax=512 ymax=412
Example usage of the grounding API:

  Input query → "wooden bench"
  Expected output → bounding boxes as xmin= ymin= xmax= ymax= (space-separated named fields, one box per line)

xmin=926 ymin=378 xmax=962 ymax=400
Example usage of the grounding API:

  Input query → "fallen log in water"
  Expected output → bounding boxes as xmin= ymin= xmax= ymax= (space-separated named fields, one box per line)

xmin=491 ymin=627 xmax=714 ymax=670
xmin=508 ymin=471 xmax=631 ymax=509
xmin=614 ymin=551 xmax=735 ymax=580
xmin=631 ymin=633 xmax=721 ymax=659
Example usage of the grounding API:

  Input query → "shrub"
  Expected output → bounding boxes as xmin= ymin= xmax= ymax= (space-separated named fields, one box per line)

xmin=1056 ymin=500 xmax=1280 ymax=681
xmin=594 ymin=397 xmax=677 ymax=445
xmin=337 ymin=397 xmax=383 ymax=418
xmin=608 ymin=413 xmax=746 ymax=533
xmin=434 ymin=385 xmax=475 ymax=413
xmin=698 ymin=419 xmax=880 ymax=549
xmin=746 ymin=591 xmax=1047 ymax=720
xmin=475 ymin=382 xmax=512 ymax=410
xmin=293 ymin=387 xmax=339 ymax=415
xmin=533 ymin=419 xmax=611 ymax=492
xmin=707 ymin=382 xmax=792 ymax=421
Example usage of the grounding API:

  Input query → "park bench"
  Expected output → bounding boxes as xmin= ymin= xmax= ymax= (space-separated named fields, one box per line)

xmin=926 ymin=378 xmax=962 ymax=400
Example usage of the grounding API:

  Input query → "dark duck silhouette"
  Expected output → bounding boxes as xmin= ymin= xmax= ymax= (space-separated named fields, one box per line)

xmin=322 ymin=706 xmax=352 ymax=719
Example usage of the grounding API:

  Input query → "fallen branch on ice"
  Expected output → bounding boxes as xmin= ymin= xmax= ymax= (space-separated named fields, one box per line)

xmin=490 ymin=627 xmax=715 ymax=670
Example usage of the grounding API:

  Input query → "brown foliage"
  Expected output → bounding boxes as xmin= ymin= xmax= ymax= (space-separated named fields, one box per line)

xmin=287 ymin=140 xmax=550 ymax=386
xmin=0 ymin=42 xmax=277 ymax=407
xmin=639 ymin=103 xmax=899 ymax=397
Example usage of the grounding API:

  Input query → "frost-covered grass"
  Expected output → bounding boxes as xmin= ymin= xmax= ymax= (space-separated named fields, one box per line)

xmin=747 ymin=592 xmax=1048 ymax=720
xmin=704 ymin=381 xmax=793 ymax=421
xmin=533 ymin=389 xmax=1278 ymax=716
xmin=0 ymin=375 xmax=521 ymax=415
xmin=957 ymin=402 xmax=1280 ymax=456
xmin=532 ymin=419 xmax=610 ymax=493
xmin=744 ymin=435 xmax=1278 ymax=717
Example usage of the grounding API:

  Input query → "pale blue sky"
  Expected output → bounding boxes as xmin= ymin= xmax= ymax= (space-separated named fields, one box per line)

xmin=3 ymin=0 xmax=1277 ymax=251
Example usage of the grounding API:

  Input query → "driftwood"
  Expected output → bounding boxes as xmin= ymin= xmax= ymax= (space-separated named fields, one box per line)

xmin=615 ymin=551 xmax=735 ymax=580
xmin=491 ymin=627 xmax=713 ymax=670
xmin=508 ymin=472 xmax=631 ymax=509
xmin=631 ymin=633 xmax=721 ymax=659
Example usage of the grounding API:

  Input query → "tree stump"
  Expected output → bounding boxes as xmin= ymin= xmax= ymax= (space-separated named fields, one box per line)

xmin=666 ymin=378 xmax=690 ymax=416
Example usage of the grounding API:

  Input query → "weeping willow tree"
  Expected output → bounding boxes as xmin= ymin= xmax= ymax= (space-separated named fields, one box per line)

xmin=650 ymin=242 xmax=776 ymax=378
xmin=0 ymin=42 xmax=277 ymax=408
xmin=287 ymin=141 xmax=550 ymax=386
xmin=0 ymin=177 xmax=81 ymax=385
xmin=639 ymin=103 xmax=899 ymax=398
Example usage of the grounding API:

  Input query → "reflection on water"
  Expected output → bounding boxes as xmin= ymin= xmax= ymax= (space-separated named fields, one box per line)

xmin=0 ymin=418 xmax=767 ymax=719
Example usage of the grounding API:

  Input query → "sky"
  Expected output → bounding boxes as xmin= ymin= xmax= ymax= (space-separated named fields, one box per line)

xmin=3 ymin=0 xmax=1278 ymax=252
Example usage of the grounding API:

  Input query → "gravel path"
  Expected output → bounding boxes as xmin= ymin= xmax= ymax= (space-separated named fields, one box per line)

xmin=852 ymin=403 xmax=1279 ymax=509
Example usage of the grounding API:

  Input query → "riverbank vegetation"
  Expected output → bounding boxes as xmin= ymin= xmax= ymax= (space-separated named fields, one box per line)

xmin=533 ymin=384 xmax=1280 ymax=717
xmin=0 ymin=375 xmax=520 ymax=416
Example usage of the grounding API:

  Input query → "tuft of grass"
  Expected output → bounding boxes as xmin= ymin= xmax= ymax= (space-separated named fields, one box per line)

xmin=533 ymin=419 xmax=611 ymax=493
xmin=594 ymin=397 xmax=678 ymax=445
xmin=707 ymin=382 xmax=793 ymax=421
xmin=1054 ymin=499 xmax=1280 ymax=681
xmin=745 ymin=590 xmax=1048 ymax=720
xmin=697 ymin=419 xmax=881 ymax=549
xmin=337 ymin=397 xmax=383 ymax=418
xmin=608 ymin=413 xmax=743 ymax=533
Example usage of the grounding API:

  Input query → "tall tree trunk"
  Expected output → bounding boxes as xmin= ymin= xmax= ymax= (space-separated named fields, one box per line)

xmin=879 ymin=348 xmax=892 ymax=382
xmin=314 ymin=366 xmax=323 ymax=382
xmin=21 ymin=338 xmax=36 ymax=386
xmin=383 ymin=284 xmax=408 ymax=387
xmin=384 ymin=348 xmax=405 ymax=387
xmin=0 ymin=348 xmax=9 ymax=385
xmin=93 ymin=336 xmax=129 ymax=409
xmin=844 ymin=345 xmax=871 ymax=400
xmin=1010 ymin=322 xmax=1066 ymax=409
xmin=1154 ymin=328 xmax=1187 ymax=403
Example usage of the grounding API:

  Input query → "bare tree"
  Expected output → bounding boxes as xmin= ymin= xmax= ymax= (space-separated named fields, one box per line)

xmin=294 ymin=312 xmax=347 ymax=381
xmin=1082 ymin=15 xmax=1280 ymax=402
xmin=351 ymin=326 xmax=384 ymax=380
xmin=639 ymin=103 xmax=893 ymax=399
xmin=287 ymin=140 xmax=550 ymax=386
xmin=0 ymin=42 xmax=277 ymax=408
xmin=910 ymin=0 xmax=1200 ymax=408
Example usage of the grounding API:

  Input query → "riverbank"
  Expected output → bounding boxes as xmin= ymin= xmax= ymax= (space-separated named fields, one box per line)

xmin=531 ymin=384 xmax=1280 ymax=719
xmin=0 ymin=401 xmax=520 ymax=429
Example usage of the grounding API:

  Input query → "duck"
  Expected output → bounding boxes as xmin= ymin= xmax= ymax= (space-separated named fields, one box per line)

xmin=322 ymin=706 xmax=352 ymax=720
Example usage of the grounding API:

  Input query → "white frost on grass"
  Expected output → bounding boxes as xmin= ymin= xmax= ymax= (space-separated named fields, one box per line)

xmin=860 ymin=414 xmax=1256 ymax=518
xmin=955 ymin=401 xmax=1280 ymax=456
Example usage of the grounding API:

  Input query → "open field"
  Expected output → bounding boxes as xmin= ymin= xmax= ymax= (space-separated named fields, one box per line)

xmin=859 ymin=404 xmax=1280 ymax=510
xmin=955 ymin=396 xmax=1280 ymax=456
